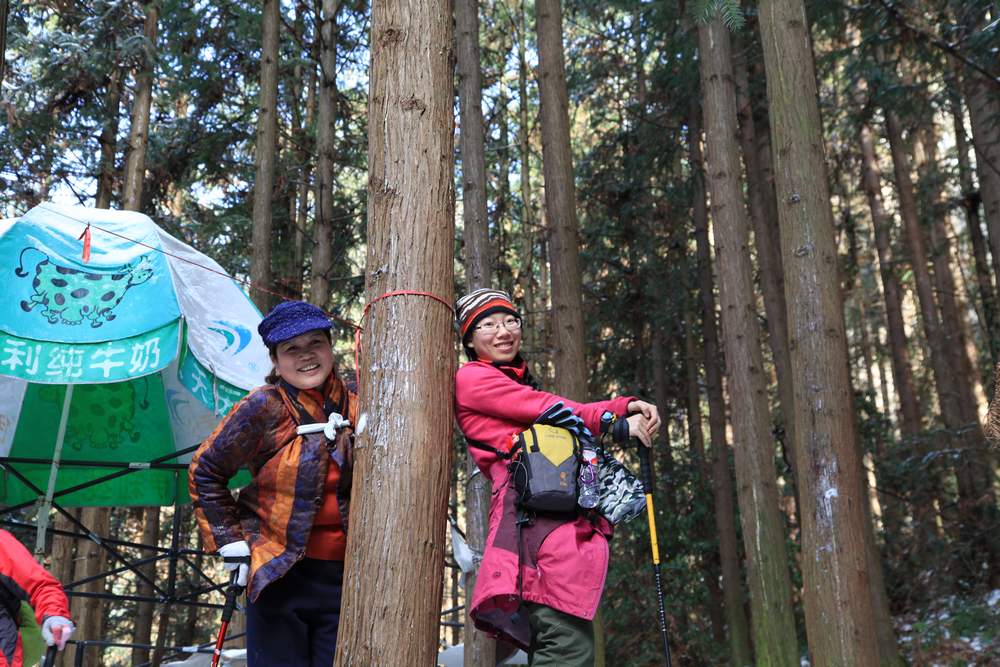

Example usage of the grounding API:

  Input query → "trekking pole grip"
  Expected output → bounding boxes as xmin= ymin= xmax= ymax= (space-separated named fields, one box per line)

xmin=638 ymin=444 xmax=653 ymax=493
xmin=221 ymin=569 xmax=244 ymax=622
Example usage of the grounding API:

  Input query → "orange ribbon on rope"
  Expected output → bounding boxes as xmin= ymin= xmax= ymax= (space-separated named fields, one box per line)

xmin=77 ymin=224 xmax=92 ymax=263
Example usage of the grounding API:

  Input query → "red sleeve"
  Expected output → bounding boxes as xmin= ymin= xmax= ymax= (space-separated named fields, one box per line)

xmin=455 ymin=362 xmax=634 ymax=434
xmin=0 ymin=531 xmax=71 ymax=625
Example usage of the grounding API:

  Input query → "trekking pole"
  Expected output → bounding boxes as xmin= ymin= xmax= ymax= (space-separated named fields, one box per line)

xmin=43 ymin=645 xmax=58 ymax=667
xmin=638 ymin=445 xmax=672 ymax=667
xmin=211 ymin=569 xmax=246 ymax=667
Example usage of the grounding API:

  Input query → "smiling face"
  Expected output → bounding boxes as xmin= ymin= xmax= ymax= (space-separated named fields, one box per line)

xmin=469 ymin=314 xmax=522 ymax=364
xmin=272 ymin=329 xmax=334 ymax=390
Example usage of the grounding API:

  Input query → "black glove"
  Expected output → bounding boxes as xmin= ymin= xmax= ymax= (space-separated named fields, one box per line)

xmin=536 ymin=401 xmax=593 ymax=439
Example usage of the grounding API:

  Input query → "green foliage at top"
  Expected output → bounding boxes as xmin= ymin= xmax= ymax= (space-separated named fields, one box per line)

xmin=692 ymin=0 xmax=745 ymax=30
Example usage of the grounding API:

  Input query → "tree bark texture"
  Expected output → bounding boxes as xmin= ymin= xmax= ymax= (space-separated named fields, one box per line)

xmin=731 ymin=31 xmax=798 ymax=490
xmin=121 ymin=0 xmax=159 ymax=212
xmin=535 ymin=0 xmax=587 ymax=398
xmin=454 ymin=0 xmax=495 ymax=662
xmin=697 ymin=19 xmax=799 ymax=664
xmin=95 ymin=60 xmax=123 ymax=209
xmin=310 ymin=0 xmax=339 ymax=307
xmin=757 ymin=0 xmax=884 ymax=662
xmin=335 ymin=0 xmax=455 ymax=662
xmin=249 ymin=0 xmax=279 ymax=312
xmin=688 ymin=101 xmax=754 ymax=667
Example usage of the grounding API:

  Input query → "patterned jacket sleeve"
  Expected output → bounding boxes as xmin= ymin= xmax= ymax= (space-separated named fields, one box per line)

xmin=0 ymin=530 xmax=71 ymax=624
xmin=188 ymin=389 xmax=274 ymax=552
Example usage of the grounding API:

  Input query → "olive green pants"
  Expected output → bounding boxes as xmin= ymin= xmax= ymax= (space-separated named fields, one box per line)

xmin=524 ymin=602 xmax=595 ymax=666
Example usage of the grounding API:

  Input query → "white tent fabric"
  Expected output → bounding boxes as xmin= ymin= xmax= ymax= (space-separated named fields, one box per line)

xmin=155 ymin=230 xmax=268 ymax=390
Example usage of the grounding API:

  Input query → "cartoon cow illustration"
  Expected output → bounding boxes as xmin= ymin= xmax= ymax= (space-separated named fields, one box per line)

xmin=16 ymin=249 xmax=154 ymax=327
xmin=38 ymin=383 xmax=143 ymax=451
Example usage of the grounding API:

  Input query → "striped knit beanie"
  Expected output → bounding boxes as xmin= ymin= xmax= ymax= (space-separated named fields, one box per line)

xmin=456 ymin=288 xmax=520 ymax=342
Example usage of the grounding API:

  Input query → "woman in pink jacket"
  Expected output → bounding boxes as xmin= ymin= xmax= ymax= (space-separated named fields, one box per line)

xmin=454 ymin=288 xmax=659 ymax=666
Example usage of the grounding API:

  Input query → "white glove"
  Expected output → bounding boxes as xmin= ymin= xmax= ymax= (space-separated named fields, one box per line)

xmin=218 ymin=540 xmax=251 ymax=587
xmin=41 ymin=615 xmax=75 ymax=650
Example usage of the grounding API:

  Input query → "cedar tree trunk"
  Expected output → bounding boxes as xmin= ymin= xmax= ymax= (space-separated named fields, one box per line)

xmin=697 ymin=17 xmax=799 ymax=664
xmin=758 ymin=0 xmax=887 ymax=662
xmin=335 ymin=0 xmax=455 ymax=662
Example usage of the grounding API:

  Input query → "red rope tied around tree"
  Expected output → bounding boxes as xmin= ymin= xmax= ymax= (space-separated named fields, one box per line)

xmin=353 ymin=290 xmax=455 ymax=396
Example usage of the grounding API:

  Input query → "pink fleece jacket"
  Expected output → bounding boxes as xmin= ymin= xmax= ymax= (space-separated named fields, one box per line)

xmin=454 ymin=360 xmax=633 ymax=647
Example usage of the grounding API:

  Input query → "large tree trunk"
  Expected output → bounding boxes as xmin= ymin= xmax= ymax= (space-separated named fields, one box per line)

xmin=310 ymin=0 xmax=339 ymax=307
xmin=697 ymin=17 xmax=799 ymax=664
xmin=249 ymin=0 xmax=279 ymax=312
xmin=535 ymin=0 xmax=587 ymax=398
xmin=334 ymin=0 xmax=455 ymax=662
xmin=757 ymin=0 xmax=886 ymax=662
xmin=731 ymin=30 xmax=798 ymax=492
xmin=121 ymin=0 xmax=159 ymax=212
xmin=688 ymin=102 xmax=753 ymax=667
xmin=454 ymin=0 xmax=495 ymax=662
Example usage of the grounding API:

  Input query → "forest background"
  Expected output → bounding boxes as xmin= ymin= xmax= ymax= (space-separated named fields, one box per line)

xmin=2 ymin=0 xmax=1000 ymax=665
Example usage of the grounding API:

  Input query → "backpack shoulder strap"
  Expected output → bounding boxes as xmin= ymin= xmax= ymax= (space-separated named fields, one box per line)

xmin=0 ymin=575 xmax=24 ymax=622
xmin=466 ymin=438 xmax=521 ymax=460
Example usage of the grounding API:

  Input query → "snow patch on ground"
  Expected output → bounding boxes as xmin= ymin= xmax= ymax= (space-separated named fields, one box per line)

xmin=893 ymin=590 xmax=999 ymax=665
xmin=987 ymin=589 xmax=1000 ymax=607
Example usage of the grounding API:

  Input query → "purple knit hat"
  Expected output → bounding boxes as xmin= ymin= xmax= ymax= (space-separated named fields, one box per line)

xmin=258 ymin=301 xmax=332 ymax=348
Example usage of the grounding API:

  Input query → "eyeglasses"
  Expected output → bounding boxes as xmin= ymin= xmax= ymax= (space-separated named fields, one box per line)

xmin=474 ymin=316 xmax=522 ymax=335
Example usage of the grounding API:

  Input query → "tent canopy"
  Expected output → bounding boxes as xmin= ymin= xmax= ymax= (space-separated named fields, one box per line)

xmin=0 ymin=204 xmax=268 ymax=507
